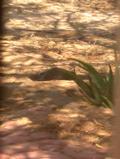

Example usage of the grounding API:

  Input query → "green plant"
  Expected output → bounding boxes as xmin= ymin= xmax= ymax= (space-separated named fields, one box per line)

xmin=58 ymin=59 xmax=114 ymax=108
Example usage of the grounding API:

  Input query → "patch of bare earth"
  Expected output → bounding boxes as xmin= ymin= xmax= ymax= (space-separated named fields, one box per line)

xmin=1 ymin=0 xmax=119 ymax=158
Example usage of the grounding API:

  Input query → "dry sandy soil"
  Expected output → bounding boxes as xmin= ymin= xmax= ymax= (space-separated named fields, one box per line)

xmin=1 ymin=0 xmax=119 ymax=158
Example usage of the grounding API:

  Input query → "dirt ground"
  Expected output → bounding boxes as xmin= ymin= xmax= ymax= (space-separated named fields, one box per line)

xmin=1 ymin=0 xmax=119 ymax=158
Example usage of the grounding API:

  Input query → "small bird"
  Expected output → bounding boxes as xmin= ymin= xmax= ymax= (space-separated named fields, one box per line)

xmin=29 ymin=67 xmax=74 ymax=81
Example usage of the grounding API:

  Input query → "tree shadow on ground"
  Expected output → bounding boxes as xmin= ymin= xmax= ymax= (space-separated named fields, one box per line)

xmin=2 ymin=0 xmax=119 ymax=76
xmin=3 ymin=0 xmax=119 ymax=46
xmin=1 ymin=0 xmax=115 ymax=158
xmin=1 ymin=80 xmax=112 ymax=158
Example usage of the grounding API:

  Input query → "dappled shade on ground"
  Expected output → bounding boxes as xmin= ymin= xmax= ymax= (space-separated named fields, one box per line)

xmin=1 ymin=0 xmax=118 ymax=158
